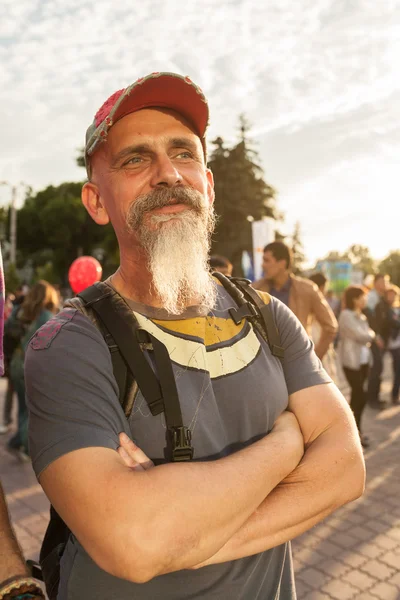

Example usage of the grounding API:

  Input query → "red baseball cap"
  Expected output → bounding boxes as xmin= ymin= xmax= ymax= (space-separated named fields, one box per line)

xmin=85 ymin=72 xmax=209 ymax=177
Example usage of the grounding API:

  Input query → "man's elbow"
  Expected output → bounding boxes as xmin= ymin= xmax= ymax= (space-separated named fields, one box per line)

xmin=94 ymin=541 xmax=163 ymax=583
xmin=337 ymin=448 xmax=366 ymax=506
xmin=350 ymin=454 xmax=366 ymax=500
xmin=93 ymin=522 xmax=199 ymax=583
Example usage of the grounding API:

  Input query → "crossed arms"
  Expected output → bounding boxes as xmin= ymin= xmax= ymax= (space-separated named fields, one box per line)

xmin=39 ymin=382 xmax=365 ymax=583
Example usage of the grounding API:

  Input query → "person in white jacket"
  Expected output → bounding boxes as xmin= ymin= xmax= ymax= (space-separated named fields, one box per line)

xmin=338 ymin=286 xmax=375 ymax=447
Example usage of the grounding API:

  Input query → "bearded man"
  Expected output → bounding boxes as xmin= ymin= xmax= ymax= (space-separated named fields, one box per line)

xmin=25 ymin=73 xmax=365 ymax=600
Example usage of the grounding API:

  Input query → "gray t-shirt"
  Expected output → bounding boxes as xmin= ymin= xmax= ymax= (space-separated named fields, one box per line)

xmin=25 ymin=284 xmax=330 ymax=600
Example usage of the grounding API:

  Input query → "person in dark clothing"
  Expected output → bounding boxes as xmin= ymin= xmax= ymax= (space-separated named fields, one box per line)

xmin=365 ymin=274 xmax=389 ymax=408
xmin=0 ymin=289 xmax=26 ymax=434
xmin=5 ymin=280 xmax=58 ymax=460
xmin=375 ymin=286 xmax=400 ymax=405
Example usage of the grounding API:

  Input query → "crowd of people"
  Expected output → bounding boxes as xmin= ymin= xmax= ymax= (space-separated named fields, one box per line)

xmin=2 ymin=253 xmax=397 ymax=459
xmin=0 ymin=282 xmax=60 ymax=461
xmin=211 ymin=245 xmax=400 ymax=448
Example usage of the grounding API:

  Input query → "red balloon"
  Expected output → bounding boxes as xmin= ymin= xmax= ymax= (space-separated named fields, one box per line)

xmin=68 ymin=256 xmax=102 ymax=293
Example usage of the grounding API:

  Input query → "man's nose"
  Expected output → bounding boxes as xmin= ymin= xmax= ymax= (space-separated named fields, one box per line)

xmin=150 ymin=155 xmax=183 ymax=188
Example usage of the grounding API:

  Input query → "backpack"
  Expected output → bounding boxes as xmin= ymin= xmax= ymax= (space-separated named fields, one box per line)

xmin=35 ymin=274 xmax=284 ymax=599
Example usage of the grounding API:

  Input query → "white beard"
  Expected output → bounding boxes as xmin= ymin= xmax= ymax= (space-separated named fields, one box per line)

xmin=137 ymin=209 xmax=217 ymax=315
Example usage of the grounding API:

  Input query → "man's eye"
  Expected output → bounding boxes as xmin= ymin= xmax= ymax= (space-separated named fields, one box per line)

xmin=176 ymin=151 xmax=193 ymax=159
xmin=124 ymin=156 xmax=143 ymax=165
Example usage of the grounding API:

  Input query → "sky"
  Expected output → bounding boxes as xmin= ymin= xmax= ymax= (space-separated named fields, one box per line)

xmin=1 ymin=0 xmax=399 ymax=266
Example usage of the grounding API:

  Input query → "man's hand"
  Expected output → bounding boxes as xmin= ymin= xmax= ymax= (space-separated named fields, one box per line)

xmin=117 ymin=433 xmax=154 ymax=471
xmin=190 ymin=384 xmax=365 ymax=569
xmin=39 ymin=417 xmax=309 ymax=581
xmin=118 ymin=415 xmax=304 ymax=475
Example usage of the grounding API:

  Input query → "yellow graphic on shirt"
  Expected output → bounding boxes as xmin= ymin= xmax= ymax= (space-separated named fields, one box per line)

xmin=134 ymin=312 xmax=261 ymax=378
xmin=152 ymin=315 xmax=245 ymax=345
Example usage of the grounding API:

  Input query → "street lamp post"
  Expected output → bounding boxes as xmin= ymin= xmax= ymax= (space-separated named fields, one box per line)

xmin=9 ymin=185 xmax=17 ymax=265
xmin=0 ymin=181 xmax=27 ymax=265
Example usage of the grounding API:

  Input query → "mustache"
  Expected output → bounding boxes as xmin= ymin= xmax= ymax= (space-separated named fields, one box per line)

xmin=127 ymin=186 xmax=205 ymax=230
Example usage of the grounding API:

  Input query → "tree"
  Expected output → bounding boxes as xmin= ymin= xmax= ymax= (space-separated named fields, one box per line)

xmin=291 ymin=221 xmax=306 ymax=275
xmin=0 ymin=206 xmax=8 ymax=242
xmin=345 ymin=245 xmax=375 ymax=277
xmin=4 ymin=263 xmax=21 ymax=294
xmin=319 ymin=246 xmax=375 ymax=277
xmin=17 ymin=183 xmax=118 ymax=284
xmin=209 ymin=116 xmax=279 ymax=275
xmin=76 ymin=147 xmax=85 ymax=169
xmin=274 ymin=230 xmax=286 ymax=242
xmin=321 ymin=250 xmax=346 ymax=262
xmin=35 ymin=261 xmax=61 ymax=284
xmin=379 ymin=251 xmax=400 ymax=286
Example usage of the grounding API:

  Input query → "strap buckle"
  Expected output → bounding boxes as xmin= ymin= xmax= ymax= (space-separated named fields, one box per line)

xmin=170 ymin=427 xmax=194 ymax=462
xmin=229 ymin=302 xmax=258 ymax=325
xmin=271 ymin=344 xmax=285 ymax=359
xmin=26 ymin=559 xmax=43 ymax=581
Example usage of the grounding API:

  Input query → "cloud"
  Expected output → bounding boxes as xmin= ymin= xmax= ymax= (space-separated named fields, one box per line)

xmin=0 ymin=0 xmax=399 ymax=261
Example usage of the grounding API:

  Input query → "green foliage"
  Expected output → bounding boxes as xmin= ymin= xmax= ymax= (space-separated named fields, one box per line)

xmin=17 ymin=183 xmax=118 ymax=284
xmin=0 ymin=206 xmax=8 ymax=243
xmin=291 ymin=221 xmax=306 ymax=275
xmin=35 ymin=261 xmax=60 ymax=284
xmin=76 ymin=147 xmax=86 ymax=169
xmin=379 ymin=251 xmax=400 ymax=286
xmin=274 ymin=230 xmax=286 ymax=242
xmin=4 ymin=262 xmax=21 ymax=294
xmin=345 ymin=245 xmax=375 ymax=276
xmin=320 ymin=245 xmax=375 ymax=277
xmin=209 ymin=117 xmax=279 ymax=275
xmin=322 ymin=250 xmax=345 ymax=262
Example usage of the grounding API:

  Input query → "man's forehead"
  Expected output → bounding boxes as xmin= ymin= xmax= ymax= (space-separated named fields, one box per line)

xmin=89 ymin=107 xmax=205 ymax=175
xmin=106 ymin=107 xmax=201 ymax=148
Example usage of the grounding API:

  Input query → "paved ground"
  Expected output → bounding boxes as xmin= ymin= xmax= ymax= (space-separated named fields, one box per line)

xmin=1 ymin=357 xmax=399 ymax=599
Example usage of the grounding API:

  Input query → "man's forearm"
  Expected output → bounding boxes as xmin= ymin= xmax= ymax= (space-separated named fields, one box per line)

xmin=113 ymin=426 xmax=302 ymax=580
xmin=0 ymin=483 xmax=29 ymax=582
xmin=194 ymin=424 xmax=364 ymax=567
xmin=44 ymin=416 xmax=303 ymax=584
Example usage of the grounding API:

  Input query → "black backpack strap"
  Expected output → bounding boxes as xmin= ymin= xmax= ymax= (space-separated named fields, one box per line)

xmin=103 ymin=329 xmax=130 ymax=408
xmin=232 ymin=278 xmax=284 ymax=360
xmin=78 ymin=283 xmax=164 ymax=417
xmin=38 ymin=282 xmax=193 ymax=595
xmin=66 ymin=294 xmax=132 ymax=413
xmin=137 ymin=329 xmax=193 ymax=462
xmin=213 ymin=272 xmax=284 ymax=361
xmin=78 ymin=282 xmax=193 ymax=462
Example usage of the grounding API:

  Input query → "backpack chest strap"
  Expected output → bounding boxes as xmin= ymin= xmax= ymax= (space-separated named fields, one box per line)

xmin=78 ymin=283 xmax=194 ymax=462
xmin=212 ymin=272 xmax=284 ymax=361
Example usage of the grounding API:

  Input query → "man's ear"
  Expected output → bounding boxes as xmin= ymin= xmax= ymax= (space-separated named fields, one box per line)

xmin=81 ymin=182 xmax=110 ymax=225
xmin=206 ymin=168 xmax=215 ymax=206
